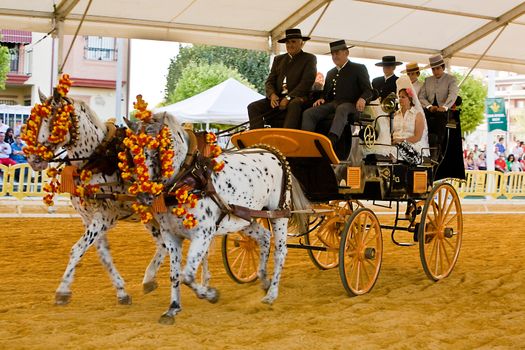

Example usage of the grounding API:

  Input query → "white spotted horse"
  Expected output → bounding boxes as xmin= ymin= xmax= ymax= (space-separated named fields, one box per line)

xmin=126 ymin=113 xmax=310 ymax=324
xmin=25 ymin=89 xmax=174 ymax=306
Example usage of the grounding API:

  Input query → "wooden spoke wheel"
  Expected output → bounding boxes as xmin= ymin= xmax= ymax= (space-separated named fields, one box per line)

xmin=305 ymin=202 xmax=352 ymax=270
xmin=222 ymin=219 xmax=270 ymax=284
xmin=339 ymin=208 xmax=383 ymax=296
xmin=418 ymin=182 xmax=463 ymax=281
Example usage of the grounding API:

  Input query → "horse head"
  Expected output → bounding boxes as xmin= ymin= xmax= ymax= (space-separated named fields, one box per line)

xmin=124 ymin=114 xmax=169 ymax=207
xmin=25 ymin=88 xmax=77 ymax=171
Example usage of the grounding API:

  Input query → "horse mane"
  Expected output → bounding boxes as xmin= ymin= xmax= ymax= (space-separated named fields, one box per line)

xmin=75 ymin=99 xmax=107 ymax=131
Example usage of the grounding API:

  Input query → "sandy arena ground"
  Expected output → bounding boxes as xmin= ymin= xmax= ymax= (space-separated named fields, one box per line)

xmin=1 ymin=212 xmax=524 ymax=349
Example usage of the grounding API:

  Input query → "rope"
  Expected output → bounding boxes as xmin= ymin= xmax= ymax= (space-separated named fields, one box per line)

xmin=58 ymin=0 xmax=93 ymax=74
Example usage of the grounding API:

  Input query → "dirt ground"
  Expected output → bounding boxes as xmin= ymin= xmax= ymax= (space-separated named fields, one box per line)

xmin=1 ymin=214 xmax=524 ymax=349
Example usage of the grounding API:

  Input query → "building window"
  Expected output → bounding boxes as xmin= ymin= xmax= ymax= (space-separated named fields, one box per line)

xmin=0 ymin=99 xmax=17 ymax=105
xmin=84 ymin=36 xmax=117 ymax=61
xmin=2 ymin=43 xmax=20 ymax=73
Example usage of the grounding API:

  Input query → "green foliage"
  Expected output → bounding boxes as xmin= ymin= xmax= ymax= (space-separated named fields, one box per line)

xmin=164 ymin=44 xmax=269 ymax=100
xmin=166 ymin=62 xmax=255 ymax=104
xmin=453 ymin=72 xmax=487 ymax=134
xmin=417 ymin=70 xmax=487 ymax=134
xmin=0 ymin=43 xmax=10 ymax=90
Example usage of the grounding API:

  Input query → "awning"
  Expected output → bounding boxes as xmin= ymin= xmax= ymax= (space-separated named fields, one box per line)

xmin=0 ymin=29 xmax=32 ymax=44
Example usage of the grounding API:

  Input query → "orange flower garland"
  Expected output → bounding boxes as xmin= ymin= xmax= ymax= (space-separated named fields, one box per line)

xmin=170 ymin=132 xmax=224 ymax=229
xmin=119 ymin=95 xmax=175 ymax=224
xmin=22 ymin=74 xmax=77 ymax=160
xmin=43 ymin=167 xmax=60 ymax=206
xmin=73 ymin=169 xmax=100 ymax=200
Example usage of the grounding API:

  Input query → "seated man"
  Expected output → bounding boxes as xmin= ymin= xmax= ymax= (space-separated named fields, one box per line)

xmin=301 ymin=40 xmax=373 ymax=146
xmin=247 ymin=28 xmax=316 ymax=129
xmin=372 ymin=56 xmax=402 ymax=101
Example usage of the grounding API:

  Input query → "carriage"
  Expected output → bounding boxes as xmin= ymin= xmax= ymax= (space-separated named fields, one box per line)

xmin=221 ymin=102 xmax=464 ymax=297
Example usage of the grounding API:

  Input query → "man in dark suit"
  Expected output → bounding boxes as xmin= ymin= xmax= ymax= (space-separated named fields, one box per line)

xmin=301 ymin=40 xmax=373 ymax=145
xmin=248 ymin=28 xmax=317 ymax=129
xmin=372 ymin=56 xmax=402 ymax=101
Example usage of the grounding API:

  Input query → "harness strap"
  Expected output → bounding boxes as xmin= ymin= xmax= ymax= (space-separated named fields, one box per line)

xmin=229 ymin=204 xmax=291 ymax=222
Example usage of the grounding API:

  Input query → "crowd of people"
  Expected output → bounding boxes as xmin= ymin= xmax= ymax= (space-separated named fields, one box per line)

xmin=247 ymin=28 xmax=459 ymax=161
xmin=463 ymin=139 xmax=525 ymax=173
xmin=0 ymin=120 xmax=27 ymax=167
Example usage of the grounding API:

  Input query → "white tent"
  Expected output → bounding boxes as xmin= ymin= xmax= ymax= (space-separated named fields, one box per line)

xmin=154 ymin=78 xmax=264 ymax=125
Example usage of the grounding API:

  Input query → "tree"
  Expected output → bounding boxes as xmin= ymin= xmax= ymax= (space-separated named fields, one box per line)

xmin=418 ymin=70 xmax=487 ymax=134
xmin=164 ymin=44 xmax=269 ymax=100
xmin=167 ymin=62 xmax=255 ymax=104
xmin=0 ymin=43 xmax=10 ymax=90
xmin=453 ymin=72 xmax=487 ymax=135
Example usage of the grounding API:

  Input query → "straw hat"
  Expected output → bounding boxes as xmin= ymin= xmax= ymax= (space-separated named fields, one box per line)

xmin=401 ymin=62 xmax=422 ymax=74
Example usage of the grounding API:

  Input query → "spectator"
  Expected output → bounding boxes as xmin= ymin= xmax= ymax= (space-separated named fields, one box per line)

xmin=507 ymin=154 xmax=522 ymax=172
xmin=464 ymin=152 xmax=477 ymax=170
xmin=495 ymin=137 xmax=506 ymax=156
xmin=13 ymin=121 xmax=23 ymax=136
xmin=4 ymin=128 xmax=14 ymax=144
xmin=511 ymin=141 xmax=523 ymax=159
xmin=0 ymin=120 xmax=8 ymax=134
xmin=0 ymin=132 xmax=16 ymax=166
xmin=495 ymin=154 xmax=507 ymax=173
xmin=10 ymin=135 xmax=27 ymax=163
xmin=476 ymin=152 xmax=487 ymax=171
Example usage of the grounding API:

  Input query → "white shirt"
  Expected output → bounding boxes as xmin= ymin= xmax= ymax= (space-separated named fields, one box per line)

xmin=0 ymin=124 xmax=8 ymax=134
xmin=392 ymin=106 xmax=429 ymax=156
xmin=0 ymin=141 xmax=11 ymax=158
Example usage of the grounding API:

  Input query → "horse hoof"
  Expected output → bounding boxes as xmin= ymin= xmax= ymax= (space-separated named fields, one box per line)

xmin=55 ymin=292 xmax=72 ymax=305
xmin=261 ymin=296 xmax=275 ymax=305
xmin=158 ymin=314 xmax=175 ymax=325
xmin=118 ymin=295 xmax=132 ymax=305
xmin=143 ymin=281 xmax=158 ymax=294
xmin=208 ymin=288 xmax=220 ymax=304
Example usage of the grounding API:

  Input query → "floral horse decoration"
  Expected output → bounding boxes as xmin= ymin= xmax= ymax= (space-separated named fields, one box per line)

xmin=22 ymin=75 xmax=178 ymax=306
xmin=123 ymin=102 xmax=311 ymax=325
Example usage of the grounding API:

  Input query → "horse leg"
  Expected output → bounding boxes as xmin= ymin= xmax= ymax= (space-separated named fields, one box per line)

xmin=94 ymin=234 xmax=131 ymax=305
xmin=55 ymin=214 xmax=119 ymax=305
xmin=241 ymin=221 xmax=272 ymax=291
xmin=261 ymin=218 xmax=288 ymax=305
xmin=142 ymin=224 xmax=167 ymax=294
xmin=182 ymin=232 xmax=219 ymax=303
xmin=158 ymin=231 xmax=183 ymax=325
xmin=199 ymin=251 xmax=211 ymax=289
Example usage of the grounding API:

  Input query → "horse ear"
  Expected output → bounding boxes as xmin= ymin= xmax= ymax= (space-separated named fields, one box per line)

xmin=38 ymin=89 xmax=47 ymax=103
xmin=123 ymin=117 xmax=138 ymax=132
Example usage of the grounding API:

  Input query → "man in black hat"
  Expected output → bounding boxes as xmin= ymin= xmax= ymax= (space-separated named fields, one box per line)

xmin=372 ymin=56 xmax=402 ymax=101
xmin=248 ymin=28 xmax=317 ymax=129
xmin=301 ymin=40 xmax=373 ymax=147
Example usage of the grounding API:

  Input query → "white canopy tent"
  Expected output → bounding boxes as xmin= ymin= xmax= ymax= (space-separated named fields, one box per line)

xmin=154 ymin=78 xmax=263 ymax=125
xmin=2 ymin=0 xmax=525 ymax=73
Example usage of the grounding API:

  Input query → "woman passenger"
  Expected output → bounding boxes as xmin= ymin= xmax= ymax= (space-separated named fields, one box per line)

xmin=391 ymin=76 xmax=429 ymax=158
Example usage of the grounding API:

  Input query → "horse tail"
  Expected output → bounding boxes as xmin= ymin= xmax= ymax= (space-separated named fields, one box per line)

xmin=288 ymin=174 xmax=310 ymax=233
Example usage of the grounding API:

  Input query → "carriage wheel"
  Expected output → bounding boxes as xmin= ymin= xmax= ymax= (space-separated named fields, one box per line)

xmin=339 ymin=208 xmax=383 ymax=296
xmin=305 ymin=202 xmax=351 ymax=270
xmin=221 ymin=219 xmax=270 ymax=284
xmin=418 ymin=182 xmax=463 ymax=281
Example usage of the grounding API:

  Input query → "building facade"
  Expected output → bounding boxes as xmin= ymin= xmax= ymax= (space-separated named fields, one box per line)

xmin=0 ymin=30 xmax=129 ymax=129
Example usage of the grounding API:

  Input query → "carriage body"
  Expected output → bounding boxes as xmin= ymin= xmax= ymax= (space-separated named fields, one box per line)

xmin=226 ymin=124 xmax=463 ymax=296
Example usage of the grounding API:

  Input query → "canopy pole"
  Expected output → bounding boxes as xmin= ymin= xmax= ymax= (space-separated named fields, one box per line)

xmin=307 ymin=0 xmax=332 ymax=38
xmin=57 ymin=0 xmax=93 ymax=74
xmin=458 ymin=24 xmax=507 ymax=87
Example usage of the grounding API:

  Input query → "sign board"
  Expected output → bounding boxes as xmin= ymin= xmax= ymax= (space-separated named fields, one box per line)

xmin=485 ymin=97 xmax=507 ymax=132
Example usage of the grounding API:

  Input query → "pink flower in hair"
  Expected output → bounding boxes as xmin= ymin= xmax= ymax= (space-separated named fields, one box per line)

xmin=405 ymin=88 xmax=414 ymax=98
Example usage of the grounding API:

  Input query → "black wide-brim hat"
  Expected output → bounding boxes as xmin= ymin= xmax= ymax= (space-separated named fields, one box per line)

xmin=325 ymin=39 xmax=354 ymax=54
xmin=375 ymin=55 xmax=403 ymax=67
xmin=277 ymin=28 xmax=311 ymax=43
